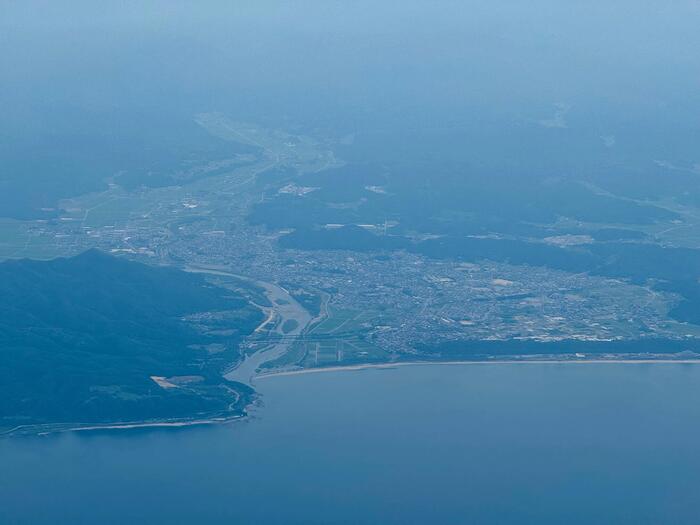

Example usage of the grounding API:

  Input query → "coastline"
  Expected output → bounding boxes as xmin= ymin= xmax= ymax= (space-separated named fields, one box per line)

xmin=8 ymin=356 xmax=700 ymax=438
xmin=255 ymin=358 xmax=700 ymax=380
xmin=44 ymin=414 xmax=244 ymax=435
xmin=2 ymin=413 xmax=245 ymax=438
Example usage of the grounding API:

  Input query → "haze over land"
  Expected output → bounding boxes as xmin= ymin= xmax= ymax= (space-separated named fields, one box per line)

xmin=3 ymin=1 xmax=700 ymax=432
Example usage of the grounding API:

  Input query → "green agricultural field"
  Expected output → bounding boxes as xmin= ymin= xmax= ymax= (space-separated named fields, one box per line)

xmin=260 ymin=305 xmax=392 ymax=371
xmin=298 ymin=307 xmax=390 ymax=367
xmin=0 ymin=220 xmax=77 ymax=261
xmin=307 ymin=307 xmax=373 ymax=336
xmin=0 ymin=220 xmax=31 ymax=259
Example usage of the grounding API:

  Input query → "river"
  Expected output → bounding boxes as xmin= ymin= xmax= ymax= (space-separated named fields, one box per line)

xmin=185 ymin=265 xmax=313 ymax=384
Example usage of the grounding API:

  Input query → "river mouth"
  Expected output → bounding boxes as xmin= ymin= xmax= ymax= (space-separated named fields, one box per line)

xmin=185 ymin=265 xmax=314 ymax=385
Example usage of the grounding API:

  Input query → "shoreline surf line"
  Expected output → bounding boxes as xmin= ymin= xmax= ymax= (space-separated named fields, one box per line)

xmin=1 ymin=414 xmax=245 ymax=438
xmin=255 ymin=358 xmax=700 ymax=380
xmin=53 ymin=416 xmax=241 ymax=434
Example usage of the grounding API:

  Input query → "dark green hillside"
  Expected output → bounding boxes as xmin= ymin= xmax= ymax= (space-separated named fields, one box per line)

xmin=250 ymin=164 xmax=677 ymax=238
xmin=0 ymin=250 xmax=262 ymax=433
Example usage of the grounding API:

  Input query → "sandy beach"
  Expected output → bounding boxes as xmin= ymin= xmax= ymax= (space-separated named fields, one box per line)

xmin=256 ymin=358 xmax=700 ymax=380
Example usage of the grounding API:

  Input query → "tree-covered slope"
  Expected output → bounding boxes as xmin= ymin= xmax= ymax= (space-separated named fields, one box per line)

xmin=0 ymin=250 xmax=262 ymax=432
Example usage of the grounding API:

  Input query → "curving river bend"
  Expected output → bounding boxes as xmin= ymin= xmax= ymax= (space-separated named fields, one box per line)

xmin=185 ymin=266 xmax=313 ymax=384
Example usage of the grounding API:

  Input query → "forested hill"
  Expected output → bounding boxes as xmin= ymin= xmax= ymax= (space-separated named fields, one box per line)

xmin=0 ymin=250 xmax=261 ymax=433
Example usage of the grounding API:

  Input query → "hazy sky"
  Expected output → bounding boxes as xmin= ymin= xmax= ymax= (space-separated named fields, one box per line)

xmin=1 ymin=0 xmax=699 ymax=194
xmin=3 ymin=1 xmax=700 ymax=121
